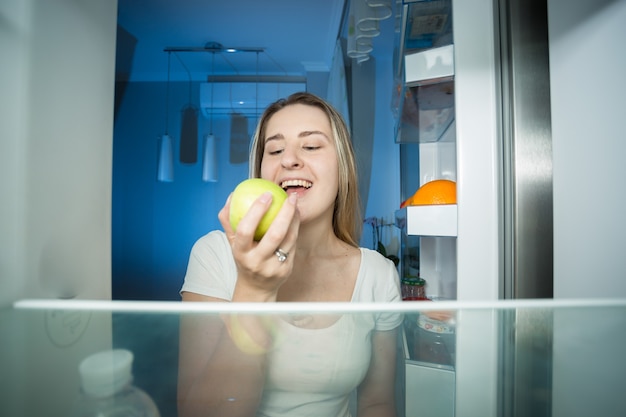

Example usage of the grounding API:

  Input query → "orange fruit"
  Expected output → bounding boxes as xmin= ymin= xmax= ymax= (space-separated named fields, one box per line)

xmin=400 ymin=179 xmax=456 ymax=208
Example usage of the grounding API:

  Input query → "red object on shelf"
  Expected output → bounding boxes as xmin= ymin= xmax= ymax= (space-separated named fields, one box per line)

xmin=401 ymin=276 xmax=427 ymax=300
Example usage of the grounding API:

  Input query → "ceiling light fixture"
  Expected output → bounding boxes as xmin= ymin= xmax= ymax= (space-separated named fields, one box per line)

xmin=202 ymin=52 xmax=218 ymax=182
xmin=176 ymin=52 xmax=198 ymax=165
xmin=163 ymin=41 xmax=306 ymax=166
xmin=157 ymin=51 xmax=174 ymax=182
xmin=164 ymin=42 xmax=265 ymax=54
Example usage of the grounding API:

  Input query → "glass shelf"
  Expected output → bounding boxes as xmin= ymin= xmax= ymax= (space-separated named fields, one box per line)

xmin=2 ymin=299 xmax=626 ymax=417
xmin=396 ymin=79 xmax=455 ymax=144
xmin=394 ymin=0 xmax=454 ymax=81
xmin=402 ymin=0 xmax=453 ymax=55
xmin=392 ymin=0 xmax=455 ymax=145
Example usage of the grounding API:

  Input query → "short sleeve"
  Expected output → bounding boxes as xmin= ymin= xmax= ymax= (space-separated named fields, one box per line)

xmin=374 ymin=256 xmax=404 ymax=331
xmin=180 ymin=230 xmax=236 ymax=300
xmin=353 ymin=248 xmax=404 ymax=331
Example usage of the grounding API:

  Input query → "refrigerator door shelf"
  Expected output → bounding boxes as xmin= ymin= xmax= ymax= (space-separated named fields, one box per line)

xmin=405 ymin=44 xmax=454 ymax=86
xmin=396 ymin=82 xmax=455 ymax=144
xmin=397 ymin=205 xmax=458 ymax=237
xmin=405 ymin=360 xmax=455 ymax=417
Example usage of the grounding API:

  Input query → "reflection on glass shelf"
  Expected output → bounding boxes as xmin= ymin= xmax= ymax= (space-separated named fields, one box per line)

xmin=404 ymin=311 xmax=456 ymax=367
xmin=2 ymin=299 xmax=626 ymax=417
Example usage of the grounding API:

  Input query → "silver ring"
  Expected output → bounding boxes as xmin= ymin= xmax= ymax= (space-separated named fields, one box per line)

xmin=275 ymin=249 xmax=288 ymax=263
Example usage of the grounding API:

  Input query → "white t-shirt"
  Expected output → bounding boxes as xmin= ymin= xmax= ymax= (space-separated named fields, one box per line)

xmin=181 ymin=230 xmax=403 ymax=417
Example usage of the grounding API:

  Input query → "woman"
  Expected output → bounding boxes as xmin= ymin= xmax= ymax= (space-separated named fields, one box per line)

xmin=178 ymin=92 xmax=402 ymax=417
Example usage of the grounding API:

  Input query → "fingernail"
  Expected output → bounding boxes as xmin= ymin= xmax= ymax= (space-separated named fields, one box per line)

xmin=259 ymin=192 xmax=273 ymax=203
xmin=288 ymin=193 xmax=298 ymax=204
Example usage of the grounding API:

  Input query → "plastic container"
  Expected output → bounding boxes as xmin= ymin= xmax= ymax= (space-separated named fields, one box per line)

xmin=414 ymin=313 xmax=456 ymax=366
xmin=401 ymin=277 xmax=428 ymax=301
xmin=69 ymin=349 xmax=160 ymax=417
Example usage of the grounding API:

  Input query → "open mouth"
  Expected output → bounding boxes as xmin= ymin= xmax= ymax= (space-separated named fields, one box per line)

xmin=280 ymin=179 xmax=312 ymax=193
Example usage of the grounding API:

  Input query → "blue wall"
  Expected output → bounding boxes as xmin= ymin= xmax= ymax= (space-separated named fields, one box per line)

xmin=112 ymin=81 xmax=250 ymax=300
xmin=112 ymin=19 xmax=400 ymax=300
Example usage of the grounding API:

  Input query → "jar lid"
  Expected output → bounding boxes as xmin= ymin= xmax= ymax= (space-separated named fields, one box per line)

xmin=417 ymin=313 xmax=455 ymax=334
xmin=79 ymin=349 xmax=134 ymax=398
xmin=401 ymin=277 xmax=425 ymax=286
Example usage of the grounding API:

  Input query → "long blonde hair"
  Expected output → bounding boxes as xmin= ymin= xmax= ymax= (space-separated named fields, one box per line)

xmin=249 ymin=92 xmax=362 ymax=246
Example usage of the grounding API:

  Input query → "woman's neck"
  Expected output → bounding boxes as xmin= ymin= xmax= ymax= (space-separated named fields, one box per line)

xmin=295 ymin=217 xmax=344 ymax=258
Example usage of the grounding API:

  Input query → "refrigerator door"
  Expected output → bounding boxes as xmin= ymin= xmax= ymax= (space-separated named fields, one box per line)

xmin=398 ymin=0 xmax=553 ymax=415
xmin=453 ymin=0 xmax=553 ymax=416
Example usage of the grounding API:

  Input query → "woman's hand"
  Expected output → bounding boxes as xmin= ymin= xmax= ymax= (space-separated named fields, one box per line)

xmin=218 ymin=191 xmax=299 ymax=302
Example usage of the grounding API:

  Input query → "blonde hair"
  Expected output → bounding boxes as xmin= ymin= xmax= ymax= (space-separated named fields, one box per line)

xmin=249 ymin=92 xmax=362 ymax=246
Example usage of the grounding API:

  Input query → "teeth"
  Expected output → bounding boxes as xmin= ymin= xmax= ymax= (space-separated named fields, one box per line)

xmin=281 ymin=179 xmax=312 ymax=189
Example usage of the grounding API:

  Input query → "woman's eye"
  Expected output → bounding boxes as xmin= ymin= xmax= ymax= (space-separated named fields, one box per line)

xmin=267 ymin=148 xmax=283 ymax=155
xmin=303 ymin=145 xmax=321 ymax=151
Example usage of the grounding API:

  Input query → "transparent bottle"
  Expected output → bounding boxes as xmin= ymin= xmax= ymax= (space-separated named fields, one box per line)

xmin=69 ymin=349 xmax=160 ymax=417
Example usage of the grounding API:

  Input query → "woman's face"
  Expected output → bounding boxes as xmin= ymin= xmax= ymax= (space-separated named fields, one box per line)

xmin=260 ymin=103 xmax=339 ymax=224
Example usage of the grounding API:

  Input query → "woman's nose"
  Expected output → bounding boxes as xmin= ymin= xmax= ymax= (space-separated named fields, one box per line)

xmin=280 ymin=146 xmax=302 ymax=168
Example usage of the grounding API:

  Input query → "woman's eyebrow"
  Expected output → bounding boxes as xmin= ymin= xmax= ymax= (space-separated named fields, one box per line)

xmin=300 ymin=130 xmax=329 ymax=139
xmin=264 ymin=133 xmax=284 ymax=143
xmin=265 ymin=130 xmax=329 ymax=143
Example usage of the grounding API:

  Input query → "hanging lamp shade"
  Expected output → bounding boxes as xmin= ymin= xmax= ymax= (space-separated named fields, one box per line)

xmin=158 ymin=51 xmax=174 ymax=182
xmin=157 ymin=134 xmax=174 ymax=182
xmin=202 ymin=134 xmax=218 ymax=182
xmin=180 ymin=105 xmax=198 ymax=164
xmin=201 ymin=51 xmax=218 ymax=183
xmin=229 ymin=112 xmax=249 ymax=164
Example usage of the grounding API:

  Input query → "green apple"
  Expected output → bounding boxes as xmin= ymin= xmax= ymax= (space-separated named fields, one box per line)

xmin=229 ymin=178 xmax=288 ymax=241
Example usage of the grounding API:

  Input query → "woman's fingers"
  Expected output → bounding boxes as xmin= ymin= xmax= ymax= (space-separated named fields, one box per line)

xmin=221 ymin=189 xmax=299 ymax=296
xmin=235 ymin=192 xmax=273 ymax=237
xmin=218 ymin=193 xmax=233 ymax=234
xmin=257 ymin=192 xmax=298 ymax=255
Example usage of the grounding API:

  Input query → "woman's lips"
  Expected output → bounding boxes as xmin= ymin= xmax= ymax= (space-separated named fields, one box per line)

xmin=286 ymin=186 xmax=309 ymax=198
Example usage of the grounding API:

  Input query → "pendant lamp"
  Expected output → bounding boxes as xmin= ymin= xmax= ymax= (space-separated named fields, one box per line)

xmin=177 ymin=52 xmax=198 ymax=164
xmin=157 ymin=134 xmax=174 ymax=182
xmin=202 ymin=52 xmax=218 ymax=182
xmin=202 ymin=134 xmax=218 ymax=182
xmin=157 ymin=52 xmax=174 ymax=182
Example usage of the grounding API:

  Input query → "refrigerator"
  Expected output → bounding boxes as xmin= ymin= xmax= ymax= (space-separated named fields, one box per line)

xmin=3 ymin=1 xmax=623 ymax=416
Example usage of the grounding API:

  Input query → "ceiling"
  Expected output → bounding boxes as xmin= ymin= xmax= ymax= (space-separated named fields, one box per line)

xmin=115 ymin=0 xmax=348 ymax=82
